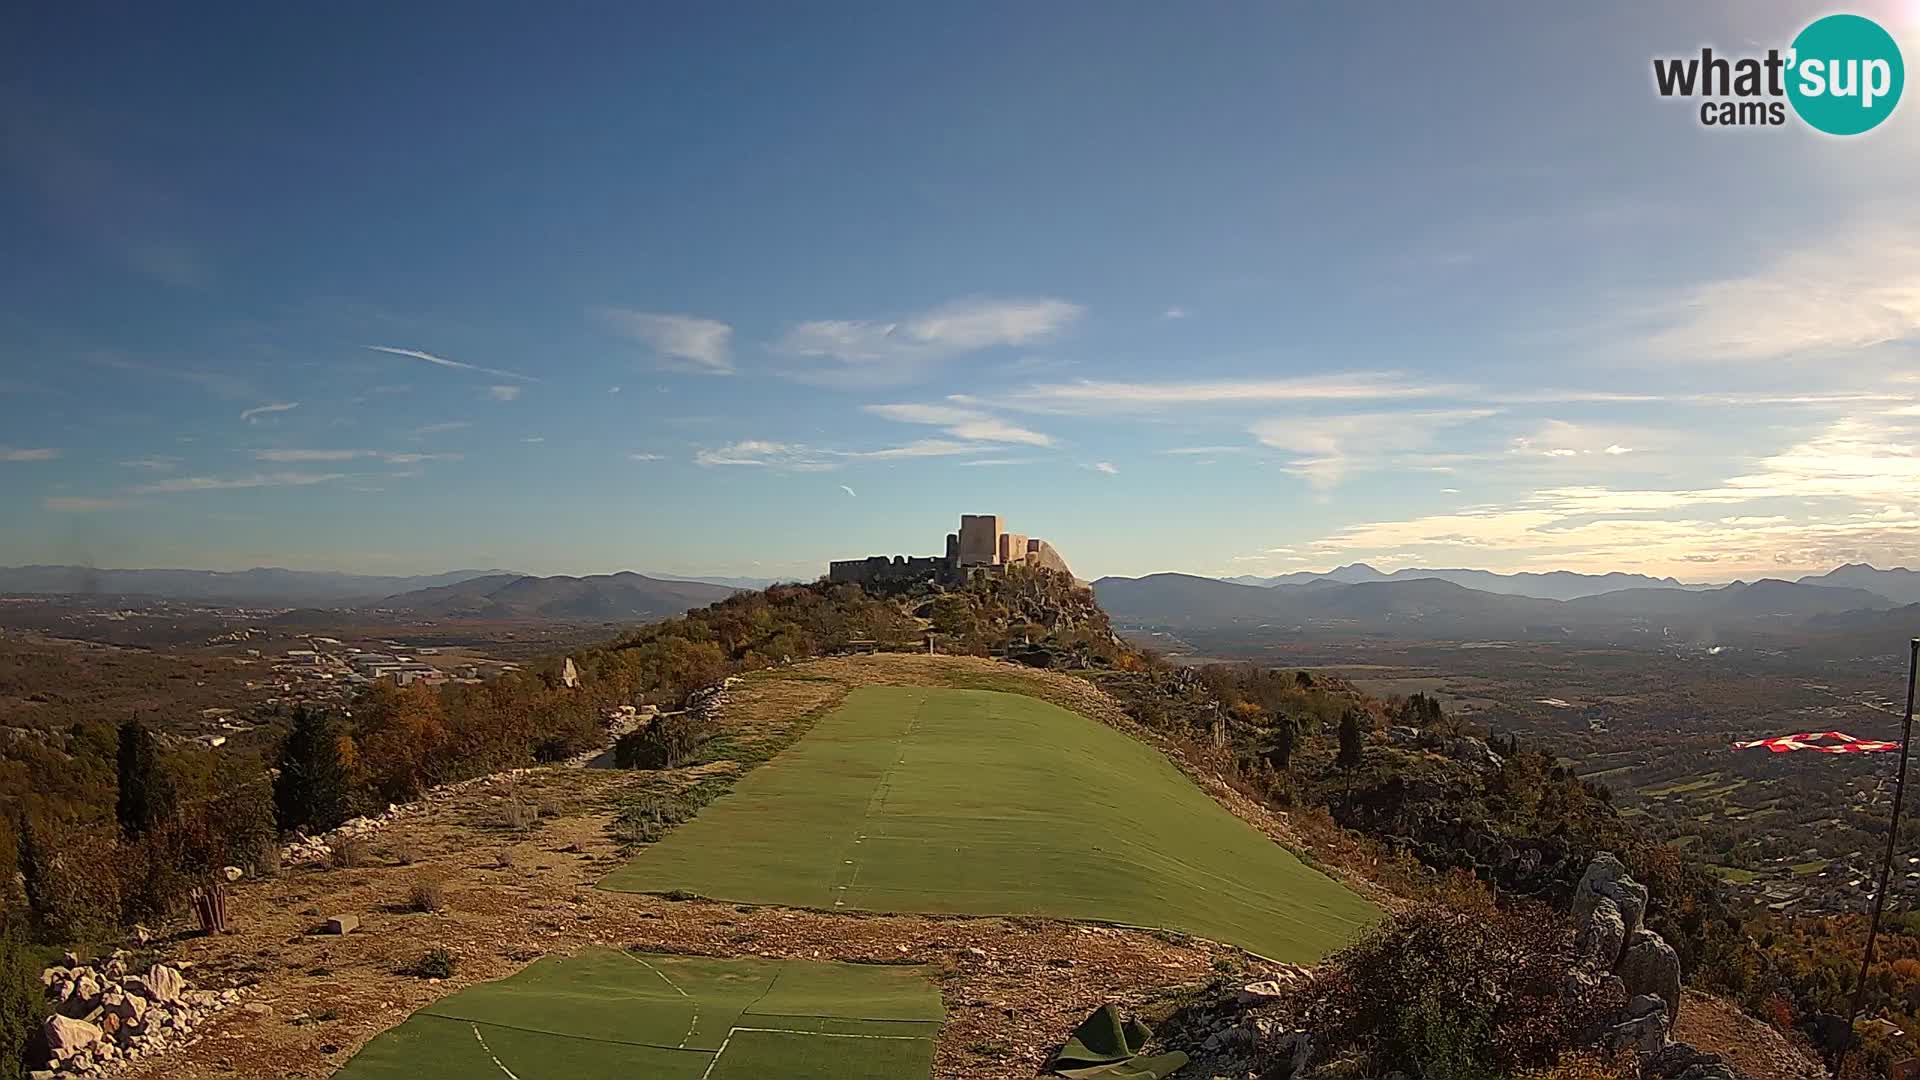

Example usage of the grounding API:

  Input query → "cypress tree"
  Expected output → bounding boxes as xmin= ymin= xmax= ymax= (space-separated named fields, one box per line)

xmin=116 ymin=716 xmax=171 ymax=837
xmin=274 ymin=708 xmax=349 ymax=833
xmin=1266 ymin=718 xmax=1298 ymax=771
xmin=1337 ymin=708 xmax=1365 ymax=769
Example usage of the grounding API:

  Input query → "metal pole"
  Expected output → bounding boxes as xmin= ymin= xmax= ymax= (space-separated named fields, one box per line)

xmin=1841 ymin=638 xmax=1920 ymax=1074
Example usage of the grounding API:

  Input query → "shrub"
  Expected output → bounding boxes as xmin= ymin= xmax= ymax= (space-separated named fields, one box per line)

xmin=18 ymin=815 xmax=119 ymax=943
xmin=1311 ymin=903 xmax=1619 ymax=1079
xmin=385 ymin=842 xmax=420 ymax=866
xmin=613 ymin=715 xmax=714 ymax=770
xmin=407 ymin=880 xmax=444 ymax=913
xmin=116 ymin=825 xmax=194 ymax=925
xmin=611 ymin=791 xmax=703 ymax=847
xmin=0 ymin=924 xmax=42 ymax=1080
xmin=198 ymin=765 xmax=278 ymax=873
xmin=330 ymin=837 xmax=369 ymax=869
xmin=1517 ymin=1053 xmax=1631 ymax=1080
xmin=407 ymin=947 xmax=456 ymax=979
xmin=501 ymin=800 xmax=536 ymax=832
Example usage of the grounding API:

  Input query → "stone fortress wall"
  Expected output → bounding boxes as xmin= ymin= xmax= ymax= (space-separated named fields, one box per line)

xmin=828 ymin=514 xmax=1073 ymax=586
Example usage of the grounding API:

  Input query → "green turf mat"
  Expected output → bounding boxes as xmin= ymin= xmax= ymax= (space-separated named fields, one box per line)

xmin=603 ymin=686 xmax=1380 ymax=961
xmin=419 ymin=947 xmax=708 ymax=1048
xmin=706 ymin=1027 xmax=936 ymax=1080
xmin=334 ymin=949 xmax=945 ymax=1080
xmin=1050 ymin=1004 xmax=1188 ymax=1079
xmin=330 ymin=1015 xmax=717 ymax=1080
xmin=747 ymin=959 xmax=945 ymax=1023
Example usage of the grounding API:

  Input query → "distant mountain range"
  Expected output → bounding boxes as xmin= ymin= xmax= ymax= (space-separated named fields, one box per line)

xmin=1221 ymin=561 xmax=1920 ymax=607
xmin=1221 ymin=562 xmax=1697 ymax=601
xmin=377 ymin=572 xmax=737 ymax=620
xmin=0 ymin=565 xmax=517 ymax=606
xmin=1095 ymin=572 xmax=1903 ymax=639
xmin=646 ymin=574 xmax=781 ymax=590
xmin=1795 ymin=563 xmax=1920 ymax=606
xmin=0 ymin=564 xmax=770 ymax=610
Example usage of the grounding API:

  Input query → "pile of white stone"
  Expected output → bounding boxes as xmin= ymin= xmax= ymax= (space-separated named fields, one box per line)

xmin=686 ymin=680 xmax=733 ymax=721
xmin=37 ymin=953 xmax=247 ymax=1078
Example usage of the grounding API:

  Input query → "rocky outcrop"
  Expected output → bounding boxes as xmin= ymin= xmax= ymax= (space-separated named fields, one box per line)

xmin=38 ymin=956 xmax=250 ymax=1078
xmin=1572 ymin=851 xmax=1647 ymax=941
xmin=1616 ymin=928 xmax=1683 ymax=1026
xmin=1571 ymin=851 xmax=1685 ymax=1058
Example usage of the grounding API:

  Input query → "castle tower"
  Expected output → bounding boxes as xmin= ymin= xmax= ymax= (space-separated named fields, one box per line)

xmin=957 ymin=514 xmax=1004 ymax=566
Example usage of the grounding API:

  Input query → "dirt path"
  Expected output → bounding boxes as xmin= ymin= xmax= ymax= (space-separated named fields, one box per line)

xmin=1674 ymin=991 xmax=1828 ymax=1080
xmin=122 ymin=656 xmax=1268 ymax=1079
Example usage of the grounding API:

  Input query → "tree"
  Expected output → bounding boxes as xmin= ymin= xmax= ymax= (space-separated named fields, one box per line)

xmin=115 ymin=716 xmax=171 ymax=838
xmin=0 ymin=923 xmax=40 ymax=1080
xmin=274 ymin=707 xmax=349 ymax=834
xmin=1265 ymin=718 xmax=1298 ymax=771
xmin=1338 ymin=708 xmax=1366 ymax=769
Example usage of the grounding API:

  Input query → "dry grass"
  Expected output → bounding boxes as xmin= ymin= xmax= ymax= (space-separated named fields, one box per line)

xmin=406 ymin=879 xmax=444 ymax=913
xmin=330 ymin=837 xmax=370 ymax=869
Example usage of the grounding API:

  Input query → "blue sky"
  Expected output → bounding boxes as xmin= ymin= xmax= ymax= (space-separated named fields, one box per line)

xmin=5 ymin=2 xmax=1920 ymax=581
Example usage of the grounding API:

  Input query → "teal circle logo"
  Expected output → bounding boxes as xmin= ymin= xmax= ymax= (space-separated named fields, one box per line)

xmin=1787 ymin=14 xmax=1904 ymax=135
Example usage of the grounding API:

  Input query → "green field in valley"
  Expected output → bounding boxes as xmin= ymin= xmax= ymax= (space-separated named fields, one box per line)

xmin=602 ymin=686 xmax=1380 ymax=962
xmin=334 ymin=949 xmax=942 ymax=1080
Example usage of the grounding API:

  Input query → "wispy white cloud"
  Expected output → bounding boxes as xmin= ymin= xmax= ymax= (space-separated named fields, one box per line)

xmin=694 ymin=438 xmax=989 ymax=471
xmin=776 ymin=297 xmax=1082 ymax=384
xmin=839 ymin=484 xmax=857 ymax=497
xmin=1089 ymin=461 xmax=1119 ymax=475
xmin=598 ymin=310 xmax=734 ymax=374
xmin=522 ymin=436 xmax=546 ymax=443
xmin=999 ymin=373 xmax=1459 ymax=414
xmin=1162 ymin=307 xmax=1189 ymax=320
xmin=253 ymin=448 xmax=375 ymax=462
xmin=956 ymin=457 xmax=1033 ymax=467
xmin=1161 ymin=445 xmax=1249 ymax=456
xmin=1640 ymin=208 xmax=1920 ymax=363
xmin=133 ymin=471 xmax=348 ymax=494
xmin=409 ymin=421 xmax=470 ymax=438
xmin=240 ymin=402 xmax=298 ymax=424
xmin=1251 ymin=409 xmax=1498 ymax=489
xmin=118 ymin=456 xmax=179 ymax=471
xmin=43 ymin=496 xmax=134 ymax=512
xmin=863 ymin=402 xmax=1053 ymax=446
xmin=382 ymin=452 xmax=462 ymax=465
xmin=628 ymin=452 xmax=664 ymax=461
xmin=251 ymin=448 xmax=460 ymax=466
xmin=1290 ymin=410 xmax=1920 ymax=576
xmin=1 ymin=447 xmax=60 ymax=462
xmin=488 ymin=385 xmax=522 ymax=401
xmin=367 ymin=346 xmax=538 ymax=383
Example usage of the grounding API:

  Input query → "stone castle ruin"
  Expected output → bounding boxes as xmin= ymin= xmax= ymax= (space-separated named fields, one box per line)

xmin=828 ymin=514 xmax=1072 ymax=588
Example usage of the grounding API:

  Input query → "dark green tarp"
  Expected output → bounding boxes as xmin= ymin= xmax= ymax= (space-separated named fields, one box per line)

xmin=1049 ymin=1004 xmax=1189 ymax=1080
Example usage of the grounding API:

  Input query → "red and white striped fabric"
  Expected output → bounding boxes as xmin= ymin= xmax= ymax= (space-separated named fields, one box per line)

xmin=1731 ymin=731 xmax=1900 ymax=753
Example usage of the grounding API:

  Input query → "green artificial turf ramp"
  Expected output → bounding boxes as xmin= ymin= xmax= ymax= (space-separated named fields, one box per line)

xmin=603 ymin=686 xmax=1380 ymax=961
xmin=332 ymin=949 xmax=942 ymax=1080
xmin=707 ymin=1028 xmax=936 ymax=1080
